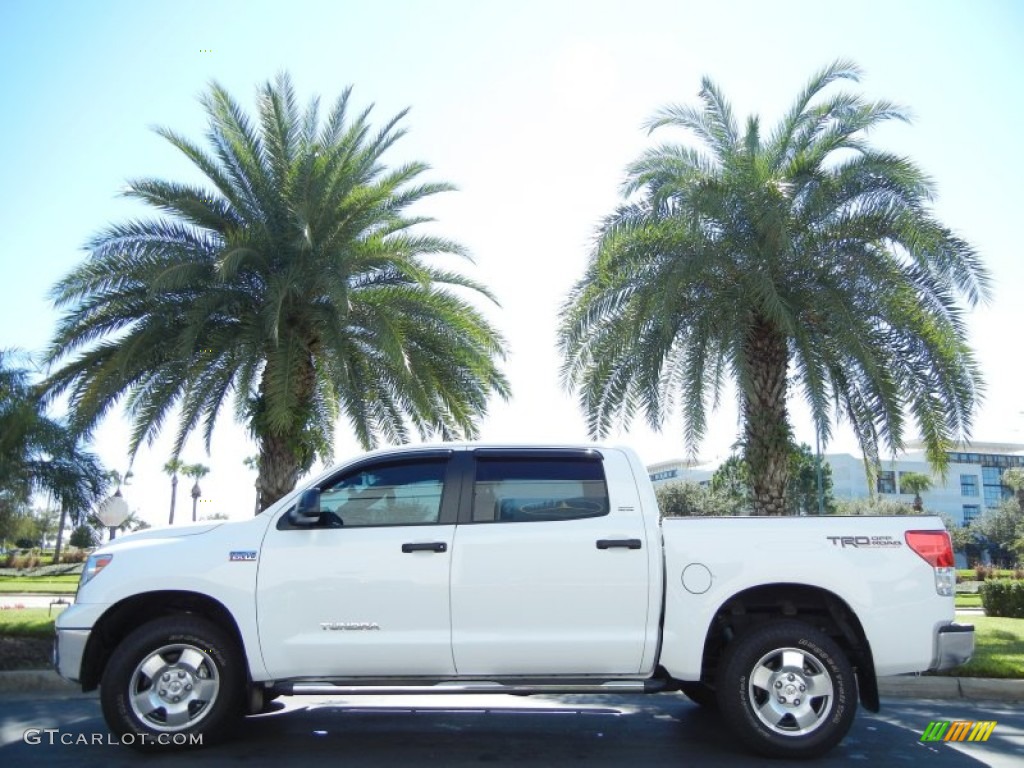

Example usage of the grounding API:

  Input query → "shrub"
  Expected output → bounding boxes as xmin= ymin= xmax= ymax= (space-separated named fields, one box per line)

xmin=979 ymin=580 xmax=1024 ymax=619
xmin=59 ymin=549 xmax=88 ymax=564
xmin=973 ymin=563 xmax=998 ymax=581
xmin=68 ymin=525 xmax=97 ymax=549
xmin=4 ymin=554 xmax=42 ymax=569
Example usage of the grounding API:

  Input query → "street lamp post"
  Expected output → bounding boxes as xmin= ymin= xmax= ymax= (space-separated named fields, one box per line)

xmin=96 ymin=489 xmax=130 ymax=542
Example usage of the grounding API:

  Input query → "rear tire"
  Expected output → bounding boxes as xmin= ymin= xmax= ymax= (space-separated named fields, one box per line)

xmin=100 ymin=615 xmax=244 ymax=751
xmin=717 ymin=620 xmax=856 ymax=759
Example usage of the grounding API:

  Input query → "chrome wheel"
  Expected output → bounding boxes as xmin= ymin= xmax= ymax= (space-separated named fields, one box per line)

xmin=747 ymin=646 xmax=834 ymax=736
xmin=127 ymin=643 xmax=220 ymax=732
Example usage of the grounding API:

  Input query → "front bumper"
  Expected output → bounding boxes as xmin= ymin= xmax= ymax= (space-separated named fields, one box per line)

xmin=54 ymin=628 xmax=91 ymax=683
xmin=930 ymin=623 xmax=974 ymax=671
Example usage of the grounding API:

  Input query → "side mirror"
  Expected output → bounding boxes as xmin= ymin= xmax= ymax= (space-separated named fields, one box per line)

xmin=291 ymin=488 xmax=321 ymax=525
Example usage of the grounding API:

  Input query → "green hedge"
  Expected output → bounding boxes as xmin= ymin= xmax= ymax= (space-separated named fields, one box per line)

xmin=979 ymin=580 xmax=1024 ymax=619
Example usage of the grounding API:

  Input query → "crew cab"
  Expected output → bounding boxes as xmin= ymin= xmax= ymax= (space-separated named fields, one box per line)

xmin=55 ymin=444 xmax=973 ymax=757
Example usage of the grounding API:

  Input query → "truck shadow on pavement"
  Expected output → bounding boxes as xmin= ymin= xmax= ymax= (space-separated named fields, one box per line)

xmin=0 ymin=694 xmax=1002 ymax=766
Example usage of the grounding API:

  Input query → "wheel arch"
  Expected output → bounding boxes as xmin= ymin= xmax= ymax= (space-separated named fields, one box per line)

xmin=80 ymin=591 xmax=246 ymax=692
xmin=696 ymin=582 xmax=878 ymax=712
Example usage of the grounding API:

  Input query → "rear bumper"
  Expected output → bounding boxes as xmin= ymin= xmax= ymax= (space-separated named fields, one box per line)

xmin=930 ymin=623 xmax=974 ymax=671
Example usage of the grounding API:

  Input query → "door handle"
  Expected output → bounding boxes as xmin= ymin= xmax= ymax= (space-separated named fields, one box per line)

xmin=401 ymin=541 xmax=448 ymax=553
xmin=596 ymin=538 xmax=642 ymax=550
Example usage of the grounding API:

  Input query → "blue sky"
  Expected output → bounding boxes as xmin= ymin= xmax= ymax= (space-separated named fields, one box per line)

xmin=2 ymin=0 xmax=1022 ymax=523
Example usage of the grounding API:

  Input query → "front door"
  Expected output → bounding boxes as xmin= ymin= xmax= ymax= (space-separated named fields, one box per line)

xmin=257 ymin=453 xmax=458 ymax=679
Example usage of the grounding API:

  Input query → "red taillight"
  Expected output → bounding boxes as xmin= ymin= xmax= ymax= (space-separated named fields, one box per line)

xmin=906 ymin=530 xmax=954 ymax=568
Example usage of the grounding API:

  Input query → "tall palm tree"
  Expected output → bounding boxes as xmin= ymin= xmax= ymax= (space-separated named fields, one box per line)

xmin=560 ymin=61 xmax=988 ymax=515
xmin=44 ymin=74 xmax=509 ymax=510
xmin=183 ymin=462 xmax=210 ymax=522
xmin=897 ymin=471 xmax=932 ymax=513
xmin=0 ymin=350 xmax=108 ymax=562
xmin=163 ymin=458 xmax=184 ymax=525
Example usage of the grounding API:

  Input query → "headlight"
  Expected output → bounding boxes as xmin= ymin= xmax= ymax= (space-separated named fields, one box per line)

xmin=78 ymin=554 xmax=113 ymax=593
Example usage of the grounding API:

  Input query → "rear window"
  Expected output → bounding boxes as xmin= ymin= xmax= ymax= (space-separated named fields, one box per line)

xmin=472 ymin=458 xmax=609 ymax=523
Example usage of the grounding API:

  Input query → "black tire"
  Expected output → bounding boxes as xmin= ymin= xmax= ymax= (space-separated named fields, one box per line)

xmin=100 ymin=615 xmax=244 ymax=751
xmin=716 ymin=620 xmax=856 ymax=759
xmin=678 ymin=681 xmax=718 ymax=709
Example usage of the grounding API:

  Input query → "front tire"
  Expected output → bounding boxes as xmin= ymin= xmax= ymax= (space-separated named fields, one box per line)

xmin=100 ymin=615 xmax=244 ymax=750
xmin=717 ymin=620 xmax=856 ymax=759
xmin=678 ymin=681 xmax=718 ymax=709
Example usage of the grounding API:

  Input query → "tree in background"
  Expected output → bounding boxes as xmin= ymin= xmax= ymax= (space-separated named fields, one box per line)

xmin=897 ymin=471 xmax=933 ymax=513
xmin=656 ymin=481 xmax=742 ymax=517
xmin=1001 ymin=467 xmax=1024 ymax=513
xmin=69 ymin=523 xmax=97 ymax=549
xmin=711 ymin=443 xmax=834 ymax=515
xmin=163 ymin=458 xmax=185 ymax=526
xmin=183 ymin=463 xmax=210 ymax=522
xmin=560 ymin=60 xmax=988 ymax=515
xmin=833 ymin=498 xmax=917 ymax=516
xmin=44 ymin=74 xmax=509 ymax=511
xmin=972 ymin=499 xmax=1023 ymax=567
xmin=1 ymin=350 xmax=108 ymax=561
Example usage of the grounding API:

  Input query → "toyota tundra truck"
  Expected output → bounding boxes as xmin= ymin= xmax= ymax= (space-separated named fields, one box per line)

xmin=55 ymin=444 xmax=973 ymax=758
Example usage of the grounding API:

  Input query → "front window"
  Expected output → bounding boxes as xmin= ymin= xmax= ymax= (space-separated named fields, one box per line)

xmin=317 ymin=460 xmax=447 ymax=526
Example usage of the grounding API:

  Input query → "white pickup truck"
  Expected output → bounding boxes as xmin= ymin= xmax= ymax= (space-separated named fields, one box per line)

xmin=55 ymin=444 xmax=973 ymax=758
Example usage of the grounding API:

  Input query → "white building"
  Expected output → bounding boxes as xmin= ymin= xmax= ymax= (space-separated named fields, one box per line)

xmin=648 ymin=440 xmax=1024 ymax=527
xmin=646 ymin=457 xmax=717 ymax=487
xmin=828 ymin=441 xmax=1024 ymax=525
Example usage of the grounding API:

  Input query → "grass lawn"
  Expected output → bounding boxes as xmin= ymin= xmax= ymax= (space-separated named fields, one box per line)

xmin=0 ymin=576 xmax=79 ymax=594
xmin=932 ymin=614 xmax=1024 ymax=679
xmin=0 ymin=606 xmax=65 ymax=637
xmin=954 ymin=593 xmax=983 ymax=608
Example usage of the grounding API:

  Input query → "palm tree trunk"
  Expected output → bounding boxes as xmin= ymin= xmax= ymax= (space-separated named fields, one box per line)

xmin=168 ymin=474 xmax=178 ymax=525
xmin=53 ymin=506 xmax=68 ymax=564
xmin=258 ymin=432 xmax=301 ymax=510
xmin=254 ymin=353 xmax=315 ymax=511
xmin=743 ymin=316 xmax=791 ymax=516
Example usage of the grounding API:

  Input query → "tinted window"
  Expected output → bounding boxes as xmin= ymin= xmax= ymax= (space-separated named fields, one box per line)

xmin=317 ymin=460 xmax=446 ymax=527
xmin=472 ymin=458 xmax=609 ymax=523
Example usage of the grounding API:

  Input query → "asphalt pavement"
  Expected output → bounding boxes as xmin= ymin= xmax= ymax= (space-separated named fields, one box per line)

xmin=0 ymin=691 xmax=1021 ymax=767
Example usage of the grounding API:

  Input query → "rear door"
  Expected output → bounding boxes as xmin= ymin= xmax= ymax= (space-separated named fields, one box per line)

xmin=449 ymin=448 xmax=650 ymax=675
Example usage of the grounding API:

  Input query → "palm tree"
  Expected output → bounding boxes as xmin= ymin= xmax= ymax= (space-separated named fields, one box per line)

xmin=897 ymin=471 xmax=932 ymax=513
xmin=0 ymin=350 xmax=108 ymax=562
xmin=44 ymin=74 xmax=509 ymax=510
xmin=243 ymin=455 xmax=261 ymax=516
xmin=183 ymin=463 xmax=210 ymax=522
xmin=1001 ymin=467 xmax=1024 ymax=513
xmin=163 ymin=458 xmax=184 ymax=525
xmin=560 ymin=60 xmax=988 ymax=515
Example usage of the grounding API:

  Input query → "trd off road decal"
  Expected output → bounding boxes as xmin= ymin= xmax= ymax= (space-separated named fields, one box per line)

xmin=825 ymin=535 xmax=902 ymax=549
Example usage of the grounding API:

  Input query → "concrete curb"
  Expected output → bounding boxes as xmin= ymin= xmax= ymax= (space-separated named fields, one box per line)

xmin=0 ymin=670 xmax=1021 ymax=702
xmin=878 ymin=675 xmax=1024 ymax=702
xmin=0 ymin=670 xmax=86 ymax=696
